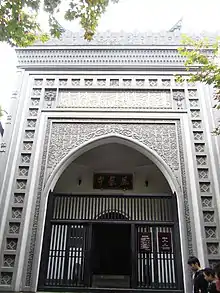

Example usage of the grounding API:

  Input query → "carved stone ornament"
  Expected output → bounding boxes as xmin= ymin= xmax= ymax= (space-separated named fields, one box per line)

xmin=57 ymin=90 xmax=172 ymax=109
xmin=47 ymin=122 xmax=179 ymax=176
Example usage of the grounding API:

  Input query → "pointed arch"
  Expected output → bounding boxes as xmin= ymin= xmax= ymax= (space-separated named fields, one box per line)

xmin=32 ymin=133 xmax=188 ymax=292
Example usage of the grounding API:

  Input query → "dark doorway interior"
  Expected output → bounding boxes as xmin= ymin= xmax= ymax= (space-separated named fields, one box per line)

xmin=91 ymin=223 xmax=131 ymax=276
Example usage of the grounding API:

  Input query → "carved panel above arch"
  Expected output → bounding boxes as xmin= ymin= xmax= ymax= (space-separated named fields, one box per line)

xmin=47 ymin=121 xmax=179 ymax=179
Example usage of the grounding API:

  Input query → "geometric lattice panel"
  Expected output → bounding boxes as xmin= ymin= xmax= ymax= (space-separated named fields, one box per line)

xmin=0 ymin=272 xmax=13 ymax=285
xmin=191 ymin=110 xmax=200 ymax=118
xmin=23 ymin=142 xmax=33 ymax=151
xmin=194 ymin=132 xmax=204 ymax=141
xmin=27 ymin=119 xmax=37 ymax=128
xmin=32 ymin=89 xmax=41 ymax=96
xmin=3 ymin=255 xmax=15 ymax=267
xmin=202 ymin=196 xmax=213 ymax=208
xmin=200 ymin=182 xmax=211 ymax=193
xmin=192 ymin=120 xmax=202 ymax=129
xmin=34 ymin=79 xmax=43 ymax=86
xmin=196 ymin=155 xmax=207 ymax=166
xmin=59 ymin=79 xmax=67 ymax=86
xmin=12 ymin=208 xmax=22 ymax=219
xmin=97 ymin=79 xmax=107 ymax=86
xmin=9 ymin=223 xmax=20 ymax=234
xmin=72 ymin=79 xmax=80 ymax=86
xmin=14 ymin=193 xmax=25 ymax=204
xmin=19 ymin=167 xmax=29 ymax=177
xmin=21 ymin=154 xmax=31 ymax=164
xmin=46 ymin=79 xmax=55 ymax=86
xmin=6 ymin=238 xmax=18 ymax=251
xmin=207 ymin=243 xmax=219 ymax=255
xmin=16 ymin=180 xmax=27 ymax=190
xmin=195 ymin=143 xmax=205 ymax=153
xmin=25 ymin=131 xmax=35 ymax=139
xmin=205 ymin=227 xmax=217 ymax=239
xmin=198 ymin=169 xmax=209 ymax=179
xmin=203 ymin=211 xmax=215 ymax=223
xmin=110 ymin=79 xmax=119 ymax=86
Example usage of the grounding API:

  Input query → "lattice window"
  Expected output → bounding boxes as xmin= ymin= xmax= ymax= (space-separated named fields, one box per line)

xmin=192 ymin=121 xmax=202 ymax=129
xmin=9 ymin=223 xmax=20 ymax=234
xmin=12 ymin=208 xmax=22 ymax=219
xmin=110 ymin=79 xmax=119 ymax=86
xmin=188 ymin=90 xmax=197 ymax=97
xmin=71 ymin=79 xmax=80 ymax=86
xmin=29 ymin=109 xmax=38 ymax=116
xmin=123 ymin=79 xmax=132 ymax=86
xmin=195 ymin=143 xmax=205 ymax=153
xmin=198 ymin=169 xmax=208 ymax=179
xmin=0 ymin=272 xmax=13 ymax=285
xmin=59 ymin=79 xmax=67 ymax=86
xmin=6 ymin=238 xmax=18 ymax=250
xmin=175 ymin=80 xmax=184 ymax=87
xmin=25 ymin=130 xmax=35 ymax=139
xmin=194 ymin=132 xmax=203 ymax=141
xmin=209 ymin=260 xmax=219 ymax=269
xmin=27 ymin=119 xmax=36 ymax=128
xmin=3 ymin=255 xmax=15 ymax=267
xmin=149 ymin=79 xmax=157 ymax=87
xmin=32 ymin=89 xmax=41 ymax=96
xmin=136 ymin=79 xmax=145 ymax=86
xmin=205 ymin=227 xmax=216 ymax=239
xmin=200 ymin=182 xmax=211 ymax=193
xmin=191 ymin=110 xmax=200 ymax=118
xmin=46 ymin=79 xmax=55 ymax=86
xmin=19 ymin=167 xmax=29 ymax=177
xmin=203 ymin=211 xmax=215 ymax=223
xmin=190 ymin=99 xmax=199 ymax=107
xmin=16 ymin=180 xmax=27 ymax=190
xmin=196 ymin=155 xmax=207 ymax=166
xmin=31 ymin=98 xmax=40 ymax=106
xmin=14 ymin=193 xmax=25 ymax=204
xmin=34 ymin=79 xmax=43 ymax=86
xmin=97 ymin=79 xmax=106 ymax=86
xmin=85 ymin=79 xmax=93 ymax=86
xmin=44 ymin=89 xmax=56 ymax=100
xmin=23 ymin=142 xmax=33 ymax=151
xmin=207 ymin=243 xmax=219 ymax=255
xmin=162 ymin=79 xmax=171 ymax=86
xmin=21 ymin=154 xmax=31 ymax=164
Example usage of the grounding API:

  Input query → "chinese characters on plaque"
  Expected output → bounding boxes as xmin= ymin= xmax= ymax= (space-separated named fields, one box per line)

xmin=158 ymin=232 xmax=172 ymax=252
xmin=93 ymin=173 xmax=133 ymax=190
xmin=139 ymin=233 xmax=152 ymax=253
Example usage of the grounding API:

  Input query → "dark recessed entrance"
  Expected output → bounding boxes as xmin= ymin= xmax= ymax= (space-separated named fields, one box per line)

xmin=91 ymin=222 xmax=131 ymax=287
xmin=38 ymin=194 xmax=184 ymax=292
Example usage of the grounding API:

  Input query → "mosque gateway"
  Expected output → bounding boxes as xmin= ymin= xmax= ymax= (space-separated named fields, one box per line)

xmin=0 ymin=31 xmax=220 ymax=293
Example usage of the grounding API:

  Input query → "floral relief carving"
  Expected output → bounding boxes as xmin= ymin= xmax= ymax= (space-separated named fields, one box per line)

xmin=47 ymin=122 xmax=179 ymax=177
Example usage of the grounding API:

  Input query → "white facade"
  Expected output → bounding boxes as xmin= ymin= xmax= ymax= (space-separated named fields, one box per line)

xmin=0 ymin=30 xmax=220 ymax=292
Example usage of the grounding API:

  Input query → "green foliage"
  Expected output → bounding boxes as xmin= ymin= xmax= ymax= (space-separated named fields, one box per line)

xmin=0 ymin=0 xmax=119 ymax=46
xmin=177 ymin=35 xmax=220 ymax=135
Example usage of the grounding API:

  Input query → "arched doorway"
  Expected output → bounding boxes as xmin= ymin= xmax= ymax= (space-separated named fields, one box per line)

xmin=38 ymin=141 xmax=184 ymax=292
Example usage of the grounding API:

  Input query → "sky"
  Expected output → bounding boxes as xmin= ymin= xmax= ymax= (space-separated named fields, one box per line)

xmin=0 ymin=0 xmax=220 ymax=122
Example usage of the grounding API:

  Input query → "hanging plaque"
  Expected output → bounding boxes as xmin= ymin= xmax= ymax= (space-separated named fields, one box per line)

xmin=158 ymin=232 xmax=172 ymax=252
xmin=139 ymin=232 xmax=152 ymax=253
xmin=93 ymin=173 xmax=133 ymax=190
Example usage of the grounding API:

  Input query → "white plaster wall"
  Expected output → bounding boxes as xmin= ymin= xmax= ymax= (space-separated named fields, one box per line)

xmin=54 ymin=162 xmax=171 ymax=194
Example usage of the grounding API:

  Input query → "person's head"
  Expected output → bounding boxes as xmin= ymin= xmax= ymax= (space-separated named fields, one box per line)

xmin=203 ymin=268 xmax=216 ymax=282
xmin=214 ymin=263 xmax=220 ymax=280
xmin=188 ymin=256 xmax=201 ymax=272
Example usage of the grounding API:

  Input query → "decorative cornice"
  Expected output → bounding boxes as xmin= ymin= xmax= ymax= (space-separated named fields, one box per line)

xmin=33 ymin=30 xmax=219 ymax=46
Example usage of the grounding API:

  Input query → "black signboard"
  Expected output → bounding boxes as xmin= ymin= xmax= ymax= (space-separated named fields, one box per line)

xmin=93 ymin=173 xmax=133 ymax=190
xmin=158 ymin=232 xmax=172 ymax=252
xmin=139 ymin=232 xmax=152 ymax=253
